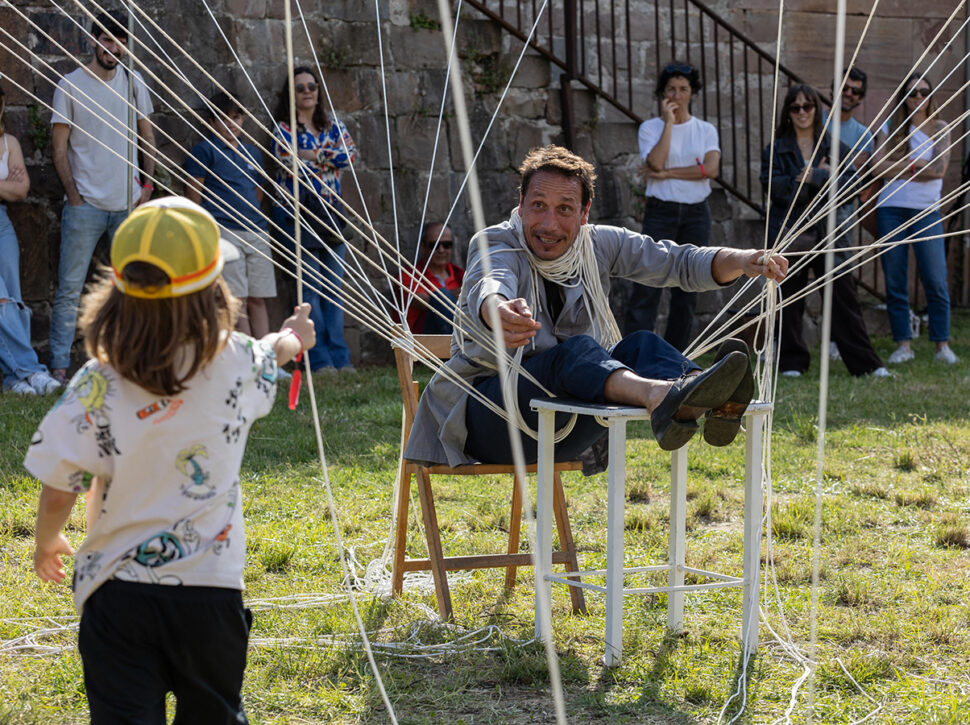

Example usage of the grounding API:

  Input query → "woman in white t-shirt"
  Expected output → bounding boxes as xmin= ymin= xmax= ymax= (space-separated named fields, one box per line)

xmin=625 ymin=61 xmax=720 ymax=352
xmin=872 ymin=73 xmax=957 ymax=365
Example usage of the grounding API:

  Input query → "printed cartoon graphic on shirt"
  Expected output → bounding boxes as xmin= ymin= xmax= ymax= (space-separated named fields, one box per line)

xmin=115 ymin=518 xmax=201 ymax=585
xmin=176 ymin=445 xmax=215 ymax=500
xmin=223 ymin=377 xmax=247 ymax=444
xmin=211 ymin=479 xmax=240 ymax=556
xmin=238 ymin=334 xmax=277 ymax=397
xmin=136 ymin=397 xmax=184 ymax=424
xmin=73 ymin=551 xmax=104 ymax=586
xmin=66 ymin=368 xmax=121 ymax=457
xmin=66 ymin=469 xmax=94 ymax=494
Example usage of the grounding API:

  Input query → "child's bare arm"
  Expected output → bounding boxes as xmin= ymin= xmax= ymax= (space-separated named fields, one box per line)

xmin=34 ymin=485 xmax=78 ymax=583
xmin=266 ymin=303 xmax=316 ymax=366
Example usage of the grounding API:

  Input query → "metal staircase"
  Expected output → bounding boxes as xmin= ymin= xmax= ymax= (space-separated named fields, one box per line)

xmin=464 ymin=0 xmax=810 ymax=214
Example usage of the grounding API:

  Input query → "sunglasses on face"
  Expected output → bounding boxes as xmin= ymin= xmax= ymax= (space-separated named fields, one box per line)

xmin=295 ymin=82 xmax=318 ymax=93
xmin=908 ymin=87 xmax=931 ymax=99
xmin=843 ymin=86 xmax=864 ymax=97
xmin=664 ymin=63 xmax=694 ymax=74
xmin=438 ymin=241 xmax=453 ymax=249
xmin=790 ymin=103 xmax=816 ymax=114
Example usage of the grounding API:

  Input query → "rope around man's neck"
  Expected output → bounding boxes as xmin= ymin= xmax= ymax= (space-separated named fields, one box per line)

xmin=510 ymin=208 xmax=622 ymax=349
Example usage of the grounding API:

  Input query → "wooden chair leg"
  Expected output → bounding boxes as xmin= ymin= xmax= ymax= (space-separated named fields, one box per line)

xmin=415 ymin=466 xmax=454 ymax=620
xmin=504 ymin=472 xmax=524 ymax=589
xmin=553 ymin=472 xmax=587 ymax=615
xmin=391 ymin=462 xmax=412 ymax=596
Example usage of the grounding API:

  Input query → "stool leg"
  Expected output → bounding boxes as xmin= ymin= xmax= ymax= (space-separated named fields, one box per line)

xmin=505 ymin=472 xmax=524 ymax=590
xmin=605 ymin=419 xmax=626 ymax=666
xmin=415 ymin=466 xmax=453 ymax=620
xmin=742 ymin=411 xmax=765 ymax=654
xmin=391 ymin=463 xmax=412 ymax=596
xmin=667 ymin=444 xmax=688 ymax=635
xmin=535 ymin=409 xmax=556 ymax=644
xmin=552 ymin=472 xmax=587 ymax=614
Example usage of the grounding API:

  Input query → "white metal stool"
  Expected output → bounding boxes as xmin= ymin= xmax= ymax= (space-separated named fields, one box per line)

xmin=531 ymin=398 xmax=771 ymax=667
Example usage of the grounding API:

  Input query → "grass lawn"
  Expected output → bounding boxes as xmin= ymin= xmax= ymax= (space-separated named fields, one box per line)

xmin=2 ymin=313 xmax=970 ymax=724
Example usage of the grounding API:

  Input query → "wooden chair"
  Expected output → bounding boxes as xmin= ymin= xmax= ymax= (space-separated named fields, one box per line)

xmin=391 ymin=330 xmax=587 ymax=620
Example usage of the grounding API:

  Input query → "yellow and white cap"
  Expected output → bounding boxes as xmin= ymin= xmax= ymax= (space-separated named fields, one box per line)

xmin=110 ymin=196 xmax=240 ymax=299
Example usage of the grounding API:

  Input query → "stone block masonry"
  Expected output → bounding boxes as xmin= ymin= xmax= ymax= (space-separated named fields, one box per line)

xmin=5 ymin=0 xmax=924 ymax=369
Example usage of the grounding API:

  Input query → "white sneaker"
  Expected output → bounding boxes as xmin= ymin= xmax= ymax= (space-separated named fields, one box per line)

xmin=871 ymin=366 xmax=893 ymax=378
xmin=28 ymin=370 xmax=64 ymax=394
xmin=829 ymin=342 xmax=841 ymax=361
xmin=888 ymin=347 xmax=915 ymax=364
xmin=781 ymin=370 xmax=802 ymax=377
xmin=934 ymin=346 xmax=959 ymax=365
xmin=5 ymin=379 xmax=38 ymax=396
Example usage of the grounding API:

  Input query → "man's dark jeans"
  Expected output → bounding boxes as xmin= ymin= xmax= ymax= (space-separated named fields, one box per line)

xmin=465 ymin=331 xmax=700 ymax=464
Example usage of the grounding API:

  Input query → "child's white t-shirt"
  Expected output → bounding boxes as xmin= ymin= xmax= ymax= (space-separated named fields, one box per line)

xmin=25 ymin=332 xmax=278 ymax=614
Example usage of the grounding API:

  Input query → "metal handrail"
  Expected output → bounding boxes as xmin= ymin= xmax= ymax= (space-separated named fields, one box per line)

xmin=465 ymin=0 xmax=894 ymax=301
xmin=463 ymin=0 xmax=814 ymax=214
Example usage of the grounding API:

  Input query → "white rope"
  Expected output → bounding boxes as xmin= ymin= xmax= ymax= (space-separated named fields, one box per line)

xmin=807 ymin=6 xmax=848 ymax=723
xmin=404 ymin=0 xmax=464 ymax=322
xmin=7 ymin=11 xmax=968 ymax=724
xmin=433 ymin=2 xmax=568 ymax=724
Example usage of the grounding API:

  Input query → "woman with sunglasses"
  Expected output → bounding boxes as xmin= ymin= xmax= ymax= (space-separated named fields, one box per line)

xmin=272 ymin=66 xmax=358 ymax=373
xmin=624 ymin=61 xmax=719 ymax=352
xmin=761 ymin=84 xmax=888 ymax=378
xmin=870 ymin=74 xmax=957 ymax=365
xmin=400 ymin=221 xmax=465 ymax=334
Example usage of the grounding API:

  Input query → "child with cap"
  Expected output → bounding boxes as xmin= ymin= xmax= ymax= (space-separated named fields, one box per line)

xmin=27 ymin=196 xmax=314 ymax=723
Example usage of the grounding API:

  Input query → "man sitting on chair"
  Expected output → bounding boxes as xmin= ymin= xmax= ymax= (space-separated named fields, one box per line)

xmin=405 ymin=145 xmax=787 ymax=467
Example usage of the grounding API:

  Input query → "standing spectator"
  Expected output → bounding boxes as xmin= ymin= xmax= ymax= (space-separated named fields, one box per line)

xmin=625 ymin=61 xmax=720 ymax=352
xmin=760 ymin=84 xmax=888 ymax=378
xmin=401 ymin=222 xmax=465 ymax=334
xmin=0 ymin=79 xmax=62 ymax=395
xmin=49 ymin=10 xmax=155 ymax=383
xmin=822 ymin=66 xmax=882 ymax=364
xmin=871 ymin=73 xmax=957 ymax=365
xmin=185 ymin=92 xmax=275 ymax=338
xmin=272 ymin=66 xmax=357 ymax=374
xmin=824 ymin=67 xmax=874 ymax=167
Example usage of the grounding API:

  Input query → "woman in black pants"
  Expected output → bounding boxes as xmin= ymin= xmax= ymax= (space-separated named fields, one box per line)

xmin=760 ymin=84 xmax=888 ymax=378
xmin=625 ymin=62 xmax=720 ymax=352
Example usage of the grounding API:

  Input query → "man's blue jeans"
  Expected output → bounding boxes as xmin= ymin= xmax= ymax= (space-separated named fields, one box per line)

xmin=50 ymin=202 xmax=127 ymax=370
xmin=465 ymin=331 xmax=700 ymax=464
xmin=0 ymin=205 xmax=47 ymax=387
xmin=877 ymin=206 xmax=950 ymax=342
xmin=272 ymin=206 xmax=351 ymax=370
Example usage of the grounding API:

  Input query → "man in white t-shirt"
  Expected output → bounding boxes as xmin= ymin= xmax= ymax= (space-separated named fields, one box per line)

xmin=49 ymin=10 xmax=155 ymax=382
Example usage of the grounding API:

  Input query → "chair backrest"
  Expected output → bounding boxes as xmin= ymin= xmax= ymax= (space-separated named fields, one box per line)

xmin=393 ymin=327 xmax=452 ymax=446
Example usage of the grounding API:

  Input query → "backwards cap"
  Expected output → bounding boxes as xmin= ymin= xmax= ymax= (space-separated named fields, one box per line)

xmin=110 ymin=196 xmax=238 ymax=299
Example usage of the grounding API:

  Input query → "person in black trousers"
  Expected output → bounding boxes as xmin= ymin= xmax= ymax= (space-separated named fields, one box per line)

xmin=760 ymin=84 xmax=889 ymax=378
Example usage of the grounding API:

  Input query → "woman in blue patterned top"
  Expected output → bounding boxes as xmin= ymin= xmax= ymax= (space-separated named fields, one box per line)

xmin=272 ymin=66 xmax=357 ymax=373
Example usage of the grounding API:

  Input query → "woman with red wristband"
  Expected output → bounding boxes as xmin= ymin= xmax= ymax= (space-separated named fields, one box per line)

xmin=625 ymin=61 xmax=720 ymax=352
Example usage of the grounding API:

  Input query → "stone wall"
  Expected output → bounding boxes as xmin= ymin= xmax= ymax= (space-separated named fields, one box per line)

xmin=1 ymin=1 xmax=964 ymax=369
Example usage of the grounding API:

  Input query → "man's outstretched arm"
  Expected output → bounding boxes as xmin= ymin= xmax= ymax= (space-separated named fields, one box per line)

xmin=711 ymin=248 xmax=788 ymax=285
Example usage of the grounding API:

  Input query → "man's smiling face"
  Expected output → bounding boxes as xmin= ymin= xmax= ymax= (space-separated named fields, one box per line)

xmin=518 ymin=170 xmax=590 ymax=261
